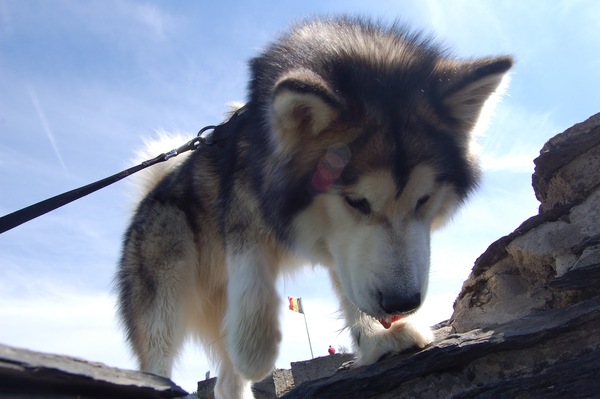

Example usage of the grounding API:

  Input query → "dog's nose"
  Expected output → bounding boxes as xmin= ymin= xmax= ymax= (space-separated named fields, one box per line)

xmin=379 ymin=292 xmax=421 ymax=314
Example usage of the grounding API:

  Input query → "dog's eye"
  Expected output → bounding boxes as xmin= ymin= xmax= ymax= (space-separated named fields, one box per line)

xmin=344 ymin=196 xmax=372 ymax=215
xmin=415 ymin=194 xmax=431 ymax=211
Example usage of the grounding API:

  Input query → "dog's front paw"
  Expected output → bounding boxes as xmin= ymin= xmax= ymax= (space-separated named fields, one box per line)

xmin=355 ymin=318 xmax=433 ymax=365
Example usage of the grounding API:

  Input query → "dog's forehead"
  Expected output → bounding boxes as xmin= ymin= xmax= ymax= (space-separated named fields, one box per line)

xmin=345 ymin=165 xmax=437 ymax=218
xmin=352 ymin=170 xmax=396 ymax=198
xmin=343 ymin=126 xmax=418 ymax=192
xmin=352 ymin=165 xmax=436 ymax=199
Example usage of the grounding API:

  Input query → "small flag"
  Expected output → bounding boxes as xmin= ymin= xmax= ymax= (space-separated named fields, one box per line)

xmin=288 ymin=296 xmax=304 ymax=314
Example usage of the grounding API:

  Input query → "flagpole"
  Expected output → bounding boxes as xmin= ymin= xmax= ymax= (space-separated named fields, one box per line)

xmin=302 ymin=312 xmax=314 ymax=359
xmin=288 ymin=296 xmax=314 ymax=359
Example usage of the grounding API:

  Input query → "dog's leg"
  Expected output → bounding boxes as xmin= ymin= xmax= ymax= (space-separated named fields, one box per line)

xmin=121 ymin=258 xmax=192 ymax=377
xmin=118 ymin=206 xmax=196 ymax=378
xmin=213 ymin=344 xmax=254 ymax=399
xmin=136 ymin=302 xmax=185 ymax=378
xmin=214 ymin=365 xmax=253 ymax=399
xmin=223 ymin=248 xmax=281 ymax=382
xmin=328 ymin=270 xmax=433 ymax=365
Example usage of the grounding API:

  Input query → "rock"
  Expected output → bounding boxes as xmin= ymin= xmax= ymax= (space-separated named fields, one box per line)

xmin=196 ymin=377 xmax=216 ymax=399
xmin=452 ymin=113 xmax=600 ymax=333
xmin=270 ymin=368 xmax=294 ymax=397
xmin=0 ymin=343 xmax=188 ymax=398
xmin=282 ymin=297 xmax=600 ymax=398
xmin=278 ymin=112 xmax=600 ymax=398
xmin=252 ymin=368 xmax=295 ymax=399
xmin=289 ymin=354 xmax=354 ymax=386
xmin=451 ymin=187 xmax=600 ymax=332
xmin=532 ymin=113 xmax=600 ymax=212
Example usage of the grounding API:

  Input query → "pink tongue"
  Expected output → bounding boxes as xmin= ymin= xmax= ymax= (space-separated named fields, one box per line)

xmin=379 ymin=315 xmax=406 ymax=329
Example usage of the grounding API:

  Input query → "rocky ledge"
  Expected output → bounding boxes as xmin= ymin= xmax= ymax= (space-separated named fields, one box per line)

xmin=0 ymin=344 xmax=188 ymax=398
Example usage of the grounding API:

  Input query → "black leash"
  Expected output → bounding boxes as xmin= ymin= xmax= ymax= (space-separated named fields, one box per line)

xmin=0 ymin=106 xmax=247 ymax=235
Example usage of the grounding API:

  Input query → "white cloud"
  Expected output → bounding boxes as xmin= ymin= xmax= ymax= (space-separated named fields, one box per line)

xmin=114 ymin=1 xmax=175 ymax=40
xmin=477 ymin=102 xmax=562 ymax=174
xmin=0 ymin=286 xmax=132 ymax=368
xmin=481 ymin=153 xmax=535 ymax=173
xmin=418 ymin=0 xmax=512 ymax=55
xmin=26 ymin=85 xmax=68 ymax=176
xmin=58 ymin=0 xmax=177 ymax=44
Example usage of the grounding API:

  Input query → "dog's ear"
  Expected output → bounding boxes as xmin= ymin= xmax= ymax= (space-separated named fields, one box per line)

xmin=439 ymin=56 xmax=513 ymax=132
xmin=271 ymin=69 xmax=341 ymax=151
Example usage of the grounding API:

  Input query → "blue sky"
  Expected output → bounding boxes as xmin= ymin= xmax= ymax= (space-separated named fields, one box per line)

xmin=1 ymin=0 xmax=599 ymax=393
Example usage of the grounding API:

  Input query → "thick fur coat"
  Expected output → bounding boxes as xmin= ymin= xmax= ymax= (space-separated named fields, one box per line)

xmin=117 ymin=16 xmax=512 ymax=398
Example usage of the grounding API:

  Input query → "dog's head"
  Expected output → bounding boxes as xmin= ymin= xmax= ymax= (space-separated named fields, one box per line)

xmin=252 ymin=18 xmax=512 ymax=321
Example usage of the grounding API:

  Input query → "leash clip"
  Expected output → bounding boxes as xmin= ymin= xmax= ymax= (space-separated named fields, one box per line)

xmin=196 ymin=125 xmax=217 ymax=146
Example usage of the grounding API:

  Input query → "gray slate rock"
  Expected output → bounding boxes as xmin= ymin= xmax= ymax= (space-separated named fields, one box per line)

xmin=533 ymin=112 xmax=600 ymax=212
xmin=282 ymin=296 xmax=600 ymax=398
xmin=0 ymin=344 xmax=187 ymax=398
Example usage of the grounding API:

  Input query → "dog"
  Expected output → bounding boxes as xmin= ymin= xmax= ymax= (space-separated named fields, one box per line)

xmin=116 ymin=16 xmax=512 ymax=398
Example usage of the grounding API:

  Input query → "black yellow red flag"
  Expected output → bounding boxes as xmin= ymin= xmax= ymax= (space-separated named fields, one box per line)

xmin=288 ymin=296 xmax=304 ymax=314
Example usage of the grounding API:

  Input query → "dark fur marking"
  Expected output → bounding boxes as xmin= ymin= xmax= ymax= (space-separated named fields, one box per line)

xmin=274 ymin=77 xmax=341 ymax=109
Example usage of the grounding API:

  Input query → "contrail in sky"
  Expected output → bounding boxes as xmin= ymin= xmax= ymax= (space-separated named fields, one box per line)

xmin=27 ymin=86 xmax=69 ymax=176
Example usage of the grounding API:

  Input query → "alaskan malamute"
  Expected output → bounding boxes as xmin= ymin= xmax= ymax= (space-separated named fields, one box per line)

xmin=117 ymin=16 xmax=512 ymax=398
